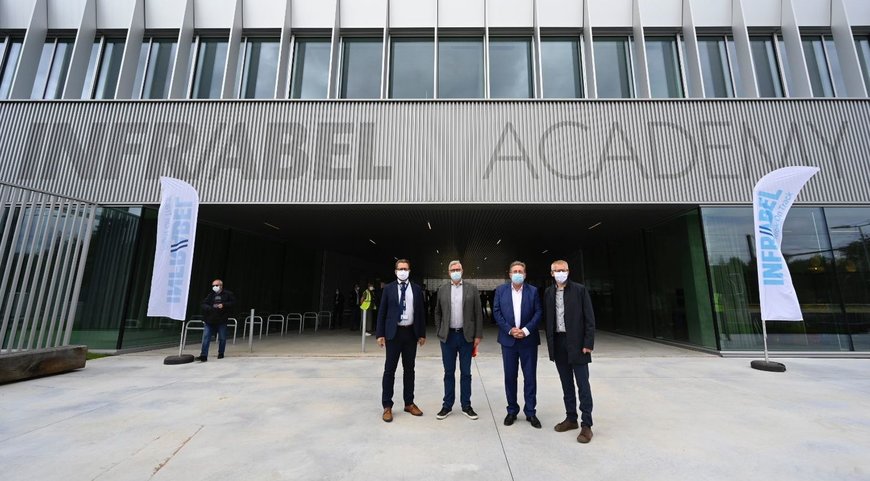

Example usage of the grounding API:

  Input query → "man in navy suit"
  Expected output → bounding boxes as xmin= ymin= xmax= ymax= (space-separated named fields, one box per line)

xmin=376 ymin=259 xmax=427 ymax=423
xmin=493 ymin=260 xmax=543 ymax=429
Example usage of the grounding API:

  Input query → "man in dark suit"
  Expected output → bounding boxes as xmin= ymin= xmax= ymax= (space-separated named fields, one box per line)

xmin=434 ymin=260 xmax=483 ymax=420
xmin=376 ymin=259 xmax=426 ymax=422
xmin=544 ymin=260 xmax=596 ymax=443
xmin=493 ymin=261 xmax=543 ymax=428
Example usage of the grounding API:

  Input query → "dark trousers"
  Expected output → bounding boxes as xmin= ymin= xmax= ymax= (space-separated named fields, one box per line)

xmin=553 ymin=333 xmax=594 ymax=427
xmin=201 ymin=323 xmax=227 ymax=357
xmin=501 ymin=339 xmax=538 ymax=417
xmin=382 ymin=326 xmax=418 ymax=408
xmin=440 ymin=330 xmax=473 ymax=410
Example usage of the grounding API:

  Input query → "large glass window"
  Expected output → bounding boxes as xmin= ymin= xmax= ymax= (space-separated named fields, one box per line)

xmin=856 ymin=35 xmax=870 ymax=93
xmin=593 ymin=36 xmax=634 ymax=98
xmin=132 ymin=37 xmax=178 ymax=99
xmin=540 ymin=37 xmax=583 ymax=98
xmin=290 ymin=38 xmax=330 ymax=99
xmin=801 ymin=34 xmax=844 ymax=98
xmin=31 ymin=36 xmax=75 ymax=99
xmin=750 ymin=36 xmax=784 ymax=98
xmin=389 ymin=38 xmax=433 ymax=99
xmin=236 ymin=36 xmax=279 ymax=99
xmin=826 ymin=208 xmax=870 ymax=351
xmin=776 ymin=35 xmax=796 ymax=96
xmin=438 ymin=37 xmax=484 ymax=99
xmin=190 ymin=36 xmax=228 ymax=99
xmin=488 ymin=37 xmax=533 ymax=98
xmin=698 ymin=36 xmax=736 ymax=98
xmin=81 ymin=37 xmax=125 ymax=99
xmin=645 ymin=36 xmax=684 ymax=98
xmin=339 ymin=37 xmax=381 ymax=99
xmin=0 ymin=35 xmax=23 ymax=99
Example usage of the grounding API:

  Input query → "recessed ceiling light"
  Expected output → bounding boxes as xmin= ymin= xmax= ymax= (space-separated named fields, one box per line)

xmin=436 ymin=249 xmax=439 ymax=254
xmin=588 ymin=222 xmax=602 ymax=230
xmin=368 ymin=239 xmax=377 ymax=245
xmin=427 ymin=221 xmax=432 ymax=230
xmin=496 ymin=239 xmax=501 ymax=245
xmin=263 ymin=222 xmax=280 ymax=230
xmin=483 ymin=257 xmax=487 ymax=261
xmin=541 ymin=249 xmax=548 ymax=254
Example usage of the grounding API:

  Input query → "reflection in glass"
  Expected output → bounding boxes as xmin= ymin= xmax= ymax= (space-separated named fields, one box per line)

xmin=777 ymin=36 xmax=795 ymax=96
xmin=0 ymin=37 xmax=23 ymax=99
xmin=438 ymin=38 xmax=484 ymax=99
xmin=489 ymin=38 xmax=533 ymax=98
xmin=81 ymin=41 xmax=102 ymax=98
xmin=340 ymin=38 xmax=381 ymax=99
xmin=698 ymin=36 xmax=734 ymax=98
xmin=191 ymin=38 xmax=228 ymax=99
xmin=238 ymin=37 xmax=279 ymax=99
xmin=290 ymin=38 xmax=330 ymax=99
xmin=540 ymin=37 xmax=582 ymax=98
xmin=802 ymin=36 xmax=835 ymax=97
xmin=857 ymin=36 xmax=870 ymax=92
xmin=824 ymin=36 xmax=847 ymax=96
xmin=645 ymin=37 xmax=683 ymax=98
xmin=32 ymin=38 xmax=75 ymax=99
xmin=92 ymin=39 xmax=125 ymax=99
xmin=750 ymin=36 xmax=784 ymax=98
xmin=594 ymin=37 xmax=633 ymax=98
xmin=826 ymin=208 xmax=870 ymax=351
xmin=389 ymin=38 xmax=433 ymax=99
xmin=133 ymin=38 xmax=178 ymax=100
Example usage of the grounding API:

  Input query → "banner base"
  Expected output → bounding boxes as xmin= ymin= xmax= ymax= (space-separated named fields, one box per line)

xmin=750 ymin=360 xmax=786 ymax=372
xmin=164 ymin=354 xmax=195 ymax=365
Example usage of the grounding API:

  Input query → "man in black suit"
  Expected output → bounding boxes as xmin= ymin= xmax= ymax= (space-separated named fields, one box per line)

xmin=376 ymin=259 xmax=426 ymax=422
xmin=544 ymin=260 xmax=596 ymax=443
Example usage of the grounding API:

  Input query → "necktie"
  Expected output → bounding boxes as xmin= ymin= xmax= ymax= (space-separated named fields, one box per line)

xmin=400 ymin=282 xmax=408 ymax=316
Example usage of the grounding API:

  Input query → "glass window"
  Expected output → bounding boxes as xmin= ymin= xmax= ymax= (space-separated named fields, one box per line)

xmin=290 ymin=38 xmax=331 ymax=99
xmin=32 ymin=37 xmax=75 ymax=99
xmin=750 ymin=36 xmax=784 ymax=98
xmin=698 ymin=36 xmax=735 ymax=98
xmin=191 ymin=37 xmax=228 ymax=99
xmin=0 ymin=37 xmax=24 ymax=99
xmin=389 ymin=38 xmax=433 ymax=99
xmin=339 ymin=38 xmax=381 ymax=99
xmin=132 ymin=37 xmax=178 ymax=100
xmin=438 ymin=37 xmax=484 ymax=99
xmin=824 ymin=36 xmax=847 ymax=96
xmin=237 ymin=37 xmax=279 ymax=99
xmin=857 ymin=36 xmax=870 ymax=93
xmin=489 ymin=37 xmax=533 ymax=98
xmin=593 ymin=37 xmax=634 ymax=99
xmin=81 ymin=38 xmax=125 ymax=99
xmin=826 ymin=208 xmax=870 ymax=351
xmin=802 ymin=35 xmax=835 ymax=97
xmin=777 ymin=35 xmax=795 ymax=96
xmin=540 ymin=37 xmax=583 ymax=98
xmin=645 ymin=36 xmax=684 ymax=98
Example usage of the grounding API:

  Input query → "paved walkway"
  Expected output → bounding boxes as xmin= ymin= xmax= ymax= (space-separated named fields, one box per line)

xmin=1 ymin=332 xmax=869 ymax=481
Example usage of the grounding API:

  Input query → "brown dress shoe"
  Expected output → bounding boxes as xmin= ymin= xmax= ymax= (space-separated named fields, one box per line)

xmin=404 ymin=404 xmax=423 ymax=416
xmin=382 ymin=407 xmax=393 ymax=423
xmin=554 ymin=419 xmax=579 ymax=432
xmin=577 ymin=426 xmax=593 ymax=443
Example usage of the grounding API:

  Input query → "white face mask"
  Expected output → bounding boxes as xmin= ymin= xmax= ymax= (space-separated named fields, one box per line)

xmin=450 ymin=271 xmax=462 ymax=282
xmin=554 ymin=272 xmax=569 ymax=284
xmin=396 ymin=269 xmax=410 ymax=281
xmin=511 ymin=273 xmax=525 ymax=284
xmin=212 ymin=285 xmax=221 ymax=293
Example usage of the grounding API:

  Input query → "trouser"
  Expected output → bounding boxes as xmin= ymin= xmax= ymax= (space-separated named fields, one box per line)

xmin=440 ymin=329 xmax=473 ymax=410
xmin=382 ymin=326 xmax=418 ymax=408
xmin=501 ymin=339 xmax=538 ymax=417
xmin=553 ymin=332 xmax=593 ymax=427
xmin=201 ymin=323 xmax=227 ymax=357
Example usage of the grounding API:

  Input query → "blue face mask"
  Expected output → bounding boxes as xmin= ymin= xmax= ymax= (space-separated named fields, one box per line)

xmin=511 ymin=273 xmax=525 ymax=284
xmin=450 ymin=271 xmax=462 ymax=282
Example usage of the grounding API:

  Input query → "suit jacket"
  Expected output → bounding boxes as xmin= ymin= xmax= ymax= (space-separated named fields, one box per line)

xmin=544 ymin=280 xmax=596 ymax=364
xmin=434 ymin=281 xmax=483 ymax=342
xmin=375 ymin=280 xmax=426 ymax=341
xmin=493 ymin=282 xmax=542 ymax=347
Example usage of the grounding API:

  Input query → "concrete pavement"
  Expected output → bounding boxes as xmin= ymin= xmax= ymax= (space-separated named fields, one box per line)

xmin=1 ymin=331 xmax=869 ymax=481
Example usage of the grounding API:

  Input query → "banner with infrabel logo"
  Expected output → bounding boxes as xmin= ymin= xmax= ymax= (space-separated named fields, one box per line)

xmin=147 ymin=177 xmax=199 ymax=321
xmin=753 ymin=166 xmax=819 ymax=321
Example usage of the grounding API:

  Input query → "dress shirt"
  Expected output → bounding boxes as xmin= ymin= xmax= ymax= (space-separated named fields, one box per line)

xmin=397 ymin=281 xmax=414 ymax=326
xmin=450 ymin=282 xmax=464 ymax=329
xmin=511 ymin=284 xmax=530 ymax=336
xmin=555 ymin=286 xmax=566 ymax=333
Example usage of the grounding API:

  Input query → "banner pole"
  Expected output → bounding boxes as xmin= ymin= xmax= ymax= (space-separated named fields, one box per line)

xmin=248 ymin=308 xmax=254 ymax=353
xmin=361 ymin=308 xmax=366 ymax=353
xmin=761 ymin=318 xmax=770 ymax=363
xmin=751 ymin=317 xmax=785 ymax=372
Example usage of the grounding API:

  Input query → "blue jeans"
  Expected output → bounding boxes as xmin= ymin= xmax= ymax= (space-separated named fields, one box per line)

xmin=201 ymin=323 xmax=227 ymax=358
xmin=440 ymin=330 xmax=473 ymax=410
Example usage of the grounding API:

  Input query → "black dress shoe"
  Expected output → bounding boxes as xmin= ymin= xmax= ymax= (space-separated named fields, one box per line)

xmin=526 ymin=415 xmax=542 ymax=429
xmin=217 ymin=353 xmax=224 ymax=359
xmin=504 ymin=414 xmax=517 ymax=426
xmin=195 ymin=356 xmax=207 ymax=362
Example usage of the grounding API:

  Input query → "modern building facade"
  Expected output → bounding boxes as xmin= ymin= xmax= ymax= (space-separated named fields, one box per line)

xmin=0 ymin=0 xmax=868 ymax=354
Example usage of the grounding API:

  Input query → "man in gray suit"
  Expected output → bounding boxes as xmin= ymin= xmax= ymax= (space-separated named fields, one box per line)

xmin=434 ymin=260 xmax=483 ymax=420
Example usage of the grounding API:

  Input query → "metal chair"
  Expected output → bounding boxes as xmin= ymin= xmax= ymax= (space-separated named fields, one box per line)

xmin=318 ymin=311 xmax=332 ymax=329
xmin=286 ymin=313 xmax=303 ymax=334
xmin=243 ymin=315 xmax=264 ymax=339
xmin=302 ymin=312 xmax=319 ymax=332
xmin=266 ymin=314 xmax=286 ymax=336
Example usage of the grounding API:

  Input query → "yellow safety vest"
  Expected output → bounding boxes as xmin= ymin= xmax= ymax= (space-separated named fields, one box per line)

xmin=361 ymin=290 xmax=373 ymax=310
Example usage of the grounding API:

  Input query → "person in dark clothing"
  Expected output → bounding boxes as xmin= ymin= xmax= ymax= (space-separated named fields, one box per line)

xmin=350 ymin=284 xmax=362 ymax=330
xmin=332 ymin=288 xmax=345 ymax=329
xmin=197 ymin=279 xmax=236 ymax=362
